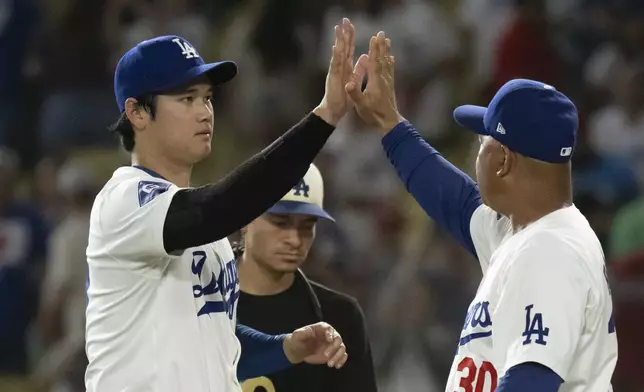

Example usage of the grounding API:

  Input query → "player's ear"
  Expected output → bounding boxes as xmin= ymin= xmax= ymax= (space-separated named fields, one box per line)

xmin=496 ymin=144 xmax=513 ymax=178
xmin=124 ymin=98 xmax=149 ymax=131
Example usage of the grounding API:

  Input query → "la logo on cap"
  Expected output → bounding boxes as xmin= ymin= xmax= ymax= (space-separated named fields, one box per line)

xmin=268 ymin=163 xmax=334 ymax=221
xmin=279 ymin=164 xmax=325 ymax=208
xmin=293 ymin=179 xmax=310 ymax=198
xmin=172 ymin=38 xmax=200 ymax=59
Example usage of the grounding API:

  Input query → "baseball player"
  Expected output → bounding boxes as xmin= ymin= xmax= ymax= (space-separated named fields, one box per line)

xmin=85 ymin=19 xmax=358 ymax=392
xmin=346 ymin=32 xmax=618 ymax=391
xmin=235 ymin=163 xmax=378 ymax=392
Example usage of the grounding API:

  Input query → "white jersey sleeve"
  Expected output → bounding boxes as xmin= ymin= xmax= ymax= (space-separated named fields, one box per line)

xmin=492 ymin=233 xmax=589 ymax=380
xmin=95 ymin=177 xmax=181 ymax=260
xmin=469 ymin=204 xmax=512 ymax=273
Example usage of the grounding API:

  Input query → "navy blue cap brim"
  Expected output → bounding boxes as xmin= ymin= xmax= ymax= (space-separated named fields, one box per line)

xmin=156 ymin=61 xmax=237 ymax=93
xmin=201 ymin=61 xmax=238 ymax=85
xmin=453 ymin=105 xmax=488 ymax=135
xmin=267 ymin=201 xmax=335 ymax=222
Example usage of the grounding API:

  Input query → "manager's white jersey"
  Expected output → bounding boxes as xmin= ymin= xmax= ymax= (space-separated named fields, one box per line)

xmin=85 ymin=166 xmax=242 ymax=392
xmin=446 ymin=204 xmax=617 ymax=392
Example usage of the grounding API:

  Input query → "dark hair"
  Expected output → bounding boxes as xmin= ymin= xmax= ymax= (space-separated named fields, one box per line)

xmin=108 ymin=95 xmax=157 ymax=152
xmin=231 ymin=234 xmax=245 ymax=260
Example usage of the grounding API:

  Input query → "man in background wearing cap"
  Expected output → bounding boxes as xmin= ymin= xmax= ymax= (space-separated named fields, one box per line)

xmin=235 ymin=164 xmax=378 ymax=392
xmin=344 ymin=32 xmax=616 ymax=391
xmin=85 ymin=19 xmax=361 ymax=392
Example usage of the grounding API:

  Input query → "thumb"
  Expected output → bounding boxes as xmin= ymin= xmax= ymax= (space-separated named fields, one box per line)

xmin=345 ymin=79 xmax=364 ymax=107
xmin=346 ymin=53 xmax=369 ymax=107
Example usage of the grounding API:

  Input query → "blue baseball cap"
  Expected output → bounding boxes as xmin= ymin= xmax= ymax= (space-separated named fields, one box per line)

xmin=114 ymin=35 xmax=237 ymax=112
xmin=453 ymin=79 xmax=578 ymax=163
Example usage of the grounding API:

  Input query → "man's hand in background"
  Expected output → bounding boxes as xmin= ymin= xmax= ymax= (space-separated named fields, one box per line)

xmin=283 ymin=322 xmax=348 ymax=369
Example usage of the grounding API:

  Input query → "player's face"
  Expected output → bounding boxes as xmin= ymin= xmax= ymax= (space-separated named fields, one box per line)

xmin=475 ymin=135 xmax=505 ymax=207
xmin=151 ymin=80 xmax=214 ymax=164
xmin=245 ymin=213 xmax=318 ymax=274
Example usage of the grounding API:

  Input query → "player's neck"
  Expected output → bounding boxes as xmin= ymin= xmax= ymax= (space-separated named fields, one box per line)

xmin=508 ymin=197 xmax=572 ymax=232
xmin=131 ymin=153 xmax=192 ymax=187
xmin=238 ymin=254 xmax=295 ymax=296
xmin=505 ymin=169 xmax=573 ymax=232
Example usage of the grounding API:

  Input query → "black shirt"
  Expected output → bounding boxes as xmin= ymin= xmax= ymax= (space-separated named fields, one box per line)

xmin=237 ymin=272 xmax=378 ymax=392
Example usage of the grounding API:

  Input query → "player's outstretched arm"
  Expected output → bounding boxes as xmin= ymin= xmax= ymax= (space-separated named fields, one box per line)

xmin=346 ymin=32 xmax=482 ymax=257
xmin=163 ymin=19 xmax=357 ymax=254
xmin=235 ymin=323 xmax=347 ymax=381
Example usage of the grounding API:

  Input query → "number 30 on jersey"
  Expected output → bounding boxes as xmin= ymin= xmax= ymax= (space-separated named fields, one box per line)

xmin=456 ymin=357 xmax=498 ymax=392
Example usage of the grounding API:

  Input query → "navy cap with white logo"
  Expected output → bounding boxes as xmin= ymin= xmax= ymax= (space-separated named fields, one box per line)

xmin=453 ymin=79 xmax=578 ymax=163
xmin=114 ymin=35 xmax=237 ymax=112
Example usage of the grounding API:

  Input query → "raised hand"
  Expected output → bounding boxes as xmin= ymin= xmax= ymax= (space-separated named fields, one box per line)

xmin=313 ymin=18 xmax=356 ymax=126
xmin=346 ymin=31 xmax=405 ymax=134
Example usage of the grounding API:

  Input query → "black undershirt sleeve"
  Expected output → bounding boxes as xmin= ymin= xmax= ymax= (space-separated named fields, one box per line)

xmin=163 ymin=112 xmax=335 ymax=254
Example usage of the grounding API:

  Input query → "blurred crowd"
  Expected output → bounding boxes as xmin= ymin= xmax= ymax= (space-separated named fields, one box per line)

xmin=0 ymin=0 xmax=643 ymax=391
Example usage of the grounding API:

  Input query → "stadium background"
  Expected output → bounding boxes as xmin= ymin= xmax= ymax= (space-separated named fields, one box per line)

xmin=0 ymin=0 xmax=643 ymax=391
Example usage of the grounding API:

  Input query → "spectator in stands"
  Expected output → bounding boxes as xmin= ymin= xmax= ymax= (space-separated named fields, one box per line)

xmin=572 ymin=113 xmax=640 ymax=211
xmin=0 ymin=0 xmax=39 ymax=153
xmin=609 ymin=197 xmax=644 ymax=259
xmin=492 ymin=0 xmax=563 ymax=93
xmin=584 ymin=4 xmax=644 ymax=104
xmin=32 ymin=159 xmax=100 ymax=392
xmin=0 ymin=148 xmax=49 ymax=391
xmin=35 ymin=0 xmax=117 ymax=154
xmin=587 ymin=66 xmax=644 ymax=186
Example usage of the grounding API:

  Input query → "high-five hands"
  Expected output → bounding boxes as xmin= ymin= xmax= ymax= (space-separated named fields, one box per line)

xmin=313 ymin=22 xmax=404 ymax=133
xmin=313 ymin=18 xmax=357 ymax=126
xmin=346 ymin=31 xmax=406 ymax=134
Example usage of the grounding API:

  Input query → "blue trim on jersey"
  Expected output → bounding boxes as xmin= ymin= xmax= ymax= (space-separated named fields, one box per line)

xmin=381 ymin=122 xmax=482 ymax=257
xmin=236 ymin=324 xmax=291 ymax=381
xmin=459 ymin=331 xmax=493 ymax=346
xmin=197 ymin=290 xmax=240 ymax=317
xmin=497 ymin=362 xmax=563 ymax=392
xmin=132 ymin=165 xmax=168 ymax=180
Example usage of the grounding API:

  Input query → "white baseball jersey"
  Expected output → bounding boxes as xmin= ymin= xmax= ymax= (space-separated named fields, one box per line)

xmin=85 ymin=166 xmax=242 ymax=392
xmin=446 ymin=204 xmax=617 ymax=392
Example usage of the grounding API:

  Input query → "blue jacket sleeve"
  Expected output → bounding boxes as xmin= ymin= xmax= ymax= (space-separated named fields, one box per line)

xmin=497 ymin=362 xmax=563 ymax=392
xmin=381 ymin=121 xmax=482 ymax=257
xmin=235 ymin=324 xmax=292 ymax=381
